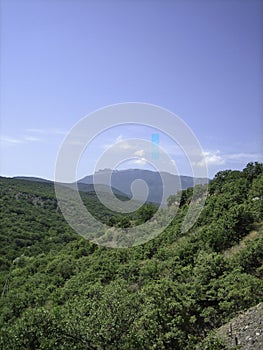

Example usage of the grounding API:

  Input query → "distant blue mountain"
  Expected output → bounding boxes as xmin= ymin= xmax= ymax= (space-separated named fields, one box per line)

xmin=14 ymin=169 xmax=209 ymax=204
xmin=79 ymin=169 xmax=209 ymax=204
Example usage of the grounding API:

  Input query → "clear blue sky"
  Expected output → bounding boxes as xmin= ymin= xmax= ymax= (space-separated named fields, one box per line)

xmin=1 ymin=0 xmax=262 ymax=180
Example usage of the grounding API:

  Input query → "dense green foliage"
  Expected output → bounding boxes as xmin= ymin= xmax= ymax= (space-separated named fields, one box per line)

xmin=0 ymin=162 xmax=262 ymax=349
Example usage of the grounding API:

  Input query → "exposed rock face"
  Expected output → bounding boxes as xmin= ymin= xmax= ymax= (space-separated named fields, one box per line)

xmin=217 ymin=303 xmax=263 ymax=350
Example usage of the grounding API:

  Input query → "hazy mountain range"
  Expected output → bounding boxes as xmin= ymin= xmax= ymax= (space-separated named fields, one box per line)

xmin=79 ymin=169 xmax=209 ymax=204
xmin=15 ymin=169 xmax=209 ymax=204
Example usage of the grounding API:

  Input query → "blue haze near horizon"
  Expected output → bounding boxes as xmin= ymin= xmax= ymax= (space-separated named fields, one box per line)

xmin=0 ymin=0 xmax=262 ymax=180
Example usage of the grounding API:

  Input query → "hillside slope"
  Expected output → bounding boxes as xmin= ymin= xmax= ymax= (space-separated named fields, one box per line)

xmin=0 ymin=162 xmax=262 ymax=349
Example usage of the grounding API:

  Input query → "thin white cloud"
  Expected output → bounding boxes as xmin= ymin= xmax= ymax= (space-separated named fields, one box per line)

xmin=102 ymin=135 xmax=134 ymax=151
xmin=195 ymin=150 xmax=263 ymax=169
xmin=196 ymin=150 xmax=225 ymax=167
xmin=225 ymin=152 xmax=263 ymax=162
xmin=0 ymin=136 xmax=25 ymax=145
xmin=101 ymin=134 xmax=123 ymax=150
xmin=118 ymin=141 xmax=133 ymax=150
xmin=204 ymin=150 xmax=225 ymax=165
xmin=0 ymin=128 xmax=67 ymax=147
xmin=23 ymin=136 xmax=41 ymax=142
xmin=0 ymin=134 xmax=41 ymax=146
xmin=133 ymin=158 xmax=147 ymax=165
xmin=134 ymin=149 xmax=145 ymax=157
xmin=26 ymin=128 xmax=67 ymax=135
xmin=115 ymin=134 xmax=123 ymax=143
xmin=101 ymin=134 xmax=184 ymax=160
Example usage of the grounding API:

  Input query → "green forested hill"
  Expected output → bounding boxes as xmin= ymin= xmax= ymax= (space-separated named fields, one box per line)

xmin=0 ymin=163 xmax=263 ymax=349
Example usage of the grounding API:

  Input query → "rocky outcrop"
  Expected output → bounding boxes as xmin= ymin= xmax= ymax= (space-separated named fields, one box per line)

xmin=217 ymin=303 xmax=263 ymax=349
